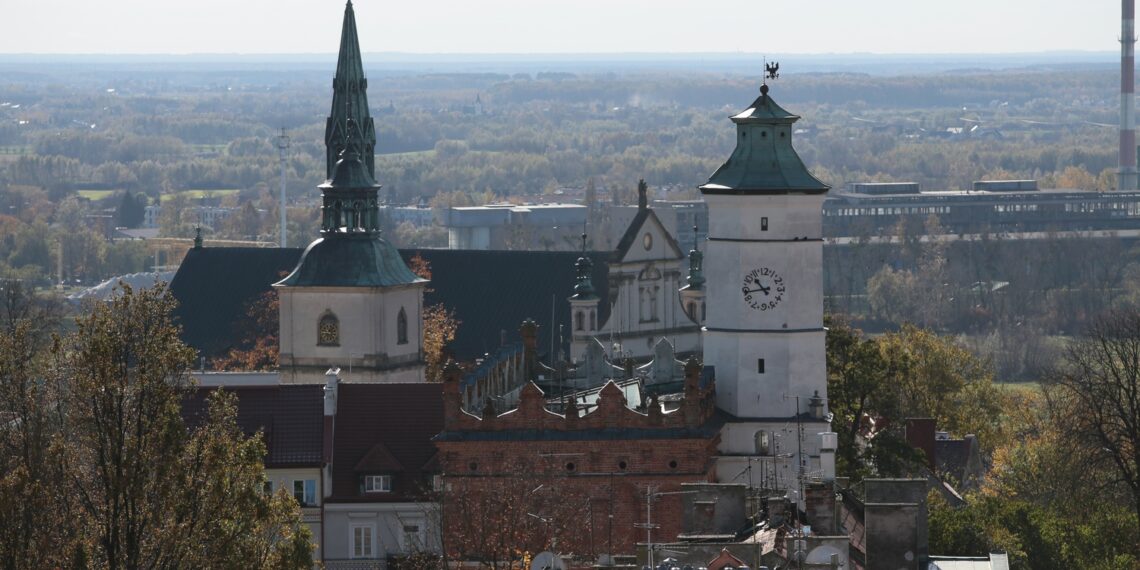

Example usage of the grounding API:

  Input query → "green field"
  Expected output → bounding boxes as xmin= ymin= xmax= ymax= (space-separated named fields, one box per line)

xmin=161 ymin=189 xmax=240 ymax=202
xmin=77 ymin=190 xmax=120 ymax=201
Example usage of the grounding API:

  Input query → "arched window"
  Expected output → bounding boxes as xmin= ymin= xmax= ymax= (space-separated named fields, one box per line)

xmin=589 ymin=309 xmax=596 ymax=330
xmin=318 ymin=312 xmax=340 ymax=346
xmin=754 ymin=430 xmax=771 ymax=455
xmin=687 ymin=302 xmax=697 ymax=321
xmin=397 ymin=307 xmax=408 ymax=345
xmin=575 ymin=311 xmax=584 ymax=331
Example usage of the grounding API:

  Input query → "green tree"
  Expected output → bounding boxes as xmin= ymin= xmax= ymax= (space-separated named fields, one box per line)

xmin=43 ymin=283 xmax=313 ymax=568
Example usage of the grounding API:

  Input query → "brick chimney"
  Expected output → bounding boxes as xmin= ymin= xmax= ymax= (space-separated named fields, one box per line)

xmin=441 ymin=360 xmax=463 ymax=429
xmin=905 ymin=418 xmax=937 ymax=470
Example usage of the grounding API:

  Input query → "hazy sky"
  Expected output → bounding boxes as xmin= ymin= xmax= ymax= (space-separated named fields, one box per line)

xmin=0 ymin=0 xmax=1119 ymax=55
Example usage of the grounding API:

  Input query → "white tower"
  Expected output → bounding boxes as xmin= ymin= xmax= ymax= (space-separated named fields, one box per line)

xmin=701 ymin=81 xmax=831 ymax=497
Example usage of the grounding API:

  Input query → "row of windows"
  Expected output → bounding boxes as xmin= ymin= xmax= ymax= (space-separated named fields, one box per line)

xmin=317 ymin=308 xmax=409 ymax=347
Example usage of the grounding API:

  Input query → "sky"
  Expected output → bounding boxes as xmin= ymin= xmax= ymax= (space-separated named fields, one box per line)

xmin=0 ymin=0 xmax=1120 ymax=55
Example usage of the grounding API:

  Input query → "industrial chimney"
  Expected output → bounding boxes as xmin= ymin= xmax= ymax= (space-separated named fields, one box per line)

xmin=1121 ymin=0 xmax=1138 ymax=191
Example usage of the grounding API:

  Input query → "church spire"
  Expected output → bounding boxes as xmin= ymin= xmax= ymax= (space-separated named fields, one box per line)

xmin=326 ymin=0 xmax=376 ymax=181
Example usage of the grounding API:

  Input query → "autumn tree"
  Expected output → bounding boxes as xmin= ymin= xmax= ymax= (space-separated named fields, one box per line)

xmin=213 ymin=287 xmax=280 ymax=371
xmin=16 ymin=283 xmax=315 ymax=568
xmin=1046 ymin=310 xmax=1140 ymax=526
xmin=826 ymin=318 xmax=1006 ymax=479
xmin=408 ymin=254 xmax=460 ymax=381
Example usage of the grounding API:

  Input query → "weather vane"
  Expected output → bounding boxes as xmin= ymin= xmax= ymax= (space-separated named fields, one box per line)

xmin=764 ymin=57 xmax=780 ymax=83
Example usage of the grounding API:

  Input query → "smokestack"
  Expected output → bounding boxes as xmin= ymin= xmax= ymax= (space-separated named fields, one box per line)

xmin=1122 ymin=0 xmax=1138 ymax=191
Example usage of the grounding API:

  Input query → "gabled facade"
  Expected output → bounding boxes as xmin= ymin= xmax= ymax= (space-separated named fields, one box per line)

xmin=573 ymin=180 xmax=700 ymax=362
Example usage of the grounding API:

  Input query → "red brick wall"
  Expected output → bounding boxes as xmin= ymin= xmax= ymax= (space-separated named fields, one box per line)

xmin=438 ymin=436 xmax=719 ymax=558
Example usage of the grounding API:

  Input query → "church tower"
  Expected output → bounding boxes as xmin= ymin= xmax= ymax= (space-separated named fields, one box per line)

xmin=701 ymin=81 xmax=832 ymax=496
xmin=275 ymin=1 xmax=427 ymax=383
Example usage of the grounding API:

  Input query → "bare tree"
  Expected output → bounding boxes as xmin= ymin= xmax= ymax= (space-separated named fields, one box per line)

xmin=1048 ymin=310 xmax=1140 ymax=525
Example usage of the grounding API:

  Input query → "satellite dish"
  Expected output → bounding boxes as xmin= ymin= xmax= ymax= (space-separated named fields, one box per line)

xmin=531 ymin=552 xmax=566 ymax=570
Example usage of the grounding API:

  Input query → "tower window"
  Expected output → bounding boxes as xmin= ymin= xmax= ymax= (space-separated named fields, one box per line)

xmin=590 ymin=309 xmax=596 ymax=330
xmin=755 ymin=430 xmax=771 ymax=455
xmin=575 ymin=311 xmax=585 ymax=331
xmin=318 ymin=312 xmax=340 ymax=346
xmin=761 ymin=217 xmax=769 ymax=231
xmin=757 ymin=358 xmax=765 ymax=374
xmin=397 ymin=307 xmax=408 ymax=345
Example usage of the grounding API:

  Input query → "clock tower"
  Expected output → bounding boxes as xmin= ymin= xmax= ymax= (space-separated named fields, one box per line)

xmin=701 ymin=82 xmax=834 ymax=495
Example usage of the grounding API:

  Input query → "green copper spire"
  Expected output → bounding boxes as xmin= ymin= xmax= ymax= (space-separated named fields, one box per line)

xmin=700 ymin=83 xmax=828 ymax=195
xmin=325 ymin=0 xmax=376 ymax=181
xmin=685 ymin=225 xmax=705 ymax=290
xmin=274 ymin=1 xmax=424 ymax=290
xmin=570 ymin=232 xmax=597 ymax=300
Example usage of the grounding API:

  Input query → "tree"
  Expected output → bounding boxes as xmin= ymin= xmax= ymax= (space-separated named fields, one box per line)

xmin=1047 ymin=310 xmax=1140 ymax=526
xmin=22 ymin=283 xmax=315 ymax=568
xmin=408 ymin=255 xmax=460 ymax=381
xmin=115 ymin=190 xmax=146 ymax=229
xmin=213 ymin=288 xmax=280 ymax=371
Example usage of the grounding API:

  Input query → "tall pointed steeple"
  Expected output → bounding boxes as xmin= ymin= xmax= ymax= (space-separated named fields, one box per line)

xmin=325 ymin=0 xmax=376 ymax=181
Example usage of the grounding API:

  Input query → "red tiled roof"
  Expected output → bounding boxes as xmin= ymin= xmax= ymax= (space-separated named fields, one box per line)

xmin=329 ymin=382 xmax=444 ymax=503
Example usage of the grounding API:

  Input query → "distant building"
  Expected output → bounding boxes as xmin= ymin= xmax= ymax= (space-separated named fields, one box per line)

xmin=442 ymin=202 xmax=587 ymax=250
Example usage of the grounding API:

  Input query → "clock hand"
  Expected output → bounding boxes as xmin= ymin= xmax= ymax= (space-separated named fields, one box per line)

xmin=742 ymin=287 xmax=763 ymax=295
xmin=758 ymin=284 xmax=770 ymax=295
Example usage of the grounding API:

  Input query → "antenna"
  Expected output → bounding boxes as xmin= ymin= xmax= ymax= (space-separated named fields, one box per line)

xmin=276 ymin=128 xmax=291 ymax=248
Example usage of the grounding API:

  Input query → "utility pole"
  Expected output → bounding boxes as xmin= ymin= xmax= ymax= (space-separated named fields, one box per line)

xmin=276 ymin=128 xmax=291 ymax=248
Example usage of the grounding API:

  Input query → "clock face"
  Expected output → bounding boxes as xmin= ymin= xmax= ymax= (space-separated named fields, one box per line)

xmin=742 ymin=267 xmax=785 ymax=311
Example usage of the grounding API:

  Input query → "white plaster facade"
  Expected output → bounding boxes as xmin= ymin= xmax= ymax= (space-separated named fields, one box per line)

xmin=278 ymin=284 xmax=425 ymax=384
xmin=571 ymin=208 xmax=700 ymax=362
xmin=322 ymin=502 xmax=439 ymax=565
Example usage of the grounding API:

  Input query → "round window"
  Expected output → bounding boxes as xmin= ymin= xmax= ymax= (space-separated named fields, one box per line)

xmin=643 ymin=233 xmax=653 ymax=250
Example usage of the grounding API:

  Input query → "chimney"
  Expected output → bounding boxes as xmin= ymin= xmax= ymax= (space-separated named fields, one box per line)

xmin=520 ymin=319 xmax=539 ymax=381
xmin=322 ymin=368 xmax=340 ymax=497
xmin=905 ymin=418 xmax=937 ymax=470
xmin=442 ymin=360 xmax=463 ymax=429
xmin=819 ymin=431 xmax=837 ymax=482
xmin=803 ymin=481 xmax=837 ymax=535
xmin=637 ymin=179 xmax=648 ymax=210
xmin=1122 ymin=0 xmax=1138 ymax=190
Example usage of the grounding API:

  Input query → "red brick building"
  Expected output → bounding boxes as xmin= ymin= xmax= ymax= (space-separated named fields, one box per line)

xmin=435 ymin=356 xmax=722 ymax=562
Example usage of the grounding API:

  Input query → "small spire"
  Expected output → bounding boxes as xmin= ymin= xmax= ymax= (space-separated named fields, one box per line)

xmin=686 ymin=224 xmax=705 ymax=291
xmin=571 ymin=233 xmax=596 ymax=300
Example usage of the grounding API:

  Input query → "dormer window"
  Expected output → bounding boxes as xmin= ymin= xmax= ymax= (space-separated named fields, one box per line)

xmin=364 ymin=474 xmax=392 ymax=493
xmin=318 ymin=312 xmax=340 ymax=346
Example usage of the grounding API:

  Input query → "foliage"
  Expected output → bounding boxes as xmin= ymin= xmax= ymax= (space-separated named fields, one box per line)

xmin=213 ymin=288 xmax=280 ymax=371
xmin=0 ymin=282 xmax=313 ymax=568
xmin=825 ymin=317 xmax=1005 ymax=480
xmin=928 ymin=492 xmax=1139 ymax=570
xmin=1045 ymin=310 xmax=1140 ymax=525
xmin=409 ymin=255 xmax=460 ymax=381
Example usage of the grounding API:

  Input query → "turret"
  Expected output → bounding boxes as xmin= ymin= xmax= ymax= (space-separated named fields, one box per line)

xmin=568 ymin=233 xmax=600 ymax=362
xmin=679 ymin=224 xmax=706 ymax=325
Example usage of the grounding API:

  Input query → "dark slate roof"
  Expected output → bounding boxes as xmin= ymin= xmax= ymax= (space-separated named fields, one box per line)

xmin=182 ymin=384 xmax=324 ymax=468
xmin=169 ymin=247 xmax=303 ymax=360
xmin=169 ymin=247 xmax=610 ymax=363
xmin=329 ymin=383 xmax=443 ymax=503
xmin=406 ymin=249 xmax=611 ymax=361
xmin=276 ymin=236 xmax=425 ymax=288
